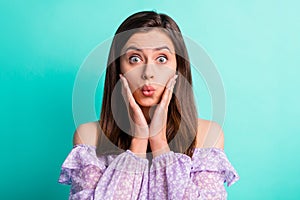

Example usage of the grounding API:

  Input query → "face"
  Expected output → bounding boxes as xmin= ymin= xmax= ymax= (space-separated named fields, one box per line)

xmin=120 ymin=29 xmax=177 ymax=107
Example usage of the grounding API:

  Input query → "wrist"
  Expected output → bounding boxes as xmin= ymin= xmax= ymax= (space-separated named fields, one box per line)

xmin=148 ymin=134 xmax=168 ymax=146
xmin=129 ymin=138 xmax=148 ymax=158
xmin=149 ymin=139 xmax=170 ymax=158
xmin=151 ymin=145 xmax=170 ymax=158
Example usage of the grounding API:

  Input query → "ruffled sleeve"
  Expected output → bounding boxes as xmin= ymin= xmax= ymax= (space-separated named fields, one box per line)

xmin=191 ymin=148 xmax=239 ymax=187
xmin=190 ymin=148 xmax=240 ymax=199
xmin=58 ymin=144 xmax=149 ymax=200
xmin=149 ymin=148 xmax=239 ymax=200
xmin=58 ymin=144 xmax=106 ymax=199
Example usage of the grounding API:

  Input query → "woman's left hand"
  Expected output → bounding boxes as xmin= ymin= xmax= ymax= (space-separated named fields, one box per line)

xmin=149 ymin=74 xmax=178 ymax=157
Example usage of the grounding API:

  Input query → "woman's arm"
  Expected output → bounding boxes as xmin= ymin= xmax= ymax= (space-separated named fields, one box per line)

xmin=148 ymin=75 xmax=177 ymax=158
xmin=129 ymin=138 xmax=148 ymax=158
xmin=119 ymin=74 xmax=150 ymax=158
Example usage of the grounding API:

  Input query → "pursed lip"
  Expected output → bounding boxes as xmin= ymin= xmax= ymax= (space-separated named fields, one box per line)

xmin=141 ymin=85 xmax=155 ymax=91
xmin=141 ymin=85 xmax=156 ymax=97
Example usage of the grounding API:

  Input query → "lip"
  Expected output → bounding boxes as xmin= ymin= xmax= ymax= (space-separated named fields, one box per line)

xmin=141 ymin=85 xmax=155 ymax=97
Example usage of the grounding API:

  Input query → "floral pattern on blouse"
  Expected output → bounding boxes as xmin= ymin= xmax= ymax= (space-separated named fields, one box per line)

xmin=58 ymin=144 xmax=239 ymax=200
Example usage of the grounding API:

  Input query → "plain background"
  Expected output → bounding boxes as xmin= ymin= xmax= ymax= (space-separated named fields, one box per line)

xmin=1 ymin=0 xmax=299 ymax=199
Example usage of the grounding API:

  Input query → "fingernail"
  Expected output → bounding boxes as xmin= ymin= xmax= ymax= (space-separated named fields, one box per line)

xmin=167 ymin=83 xmax=172 ymax=89
xmin=174 ymin=74 xmax=178 ymax=80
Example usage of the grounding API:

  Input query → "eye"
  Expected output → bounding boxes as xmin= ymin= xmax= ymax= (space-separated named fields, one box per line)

xmin=157 ymin=56 xmax=167 ymax=64
xmin=129 ymin=56 xmax=142 ymax=64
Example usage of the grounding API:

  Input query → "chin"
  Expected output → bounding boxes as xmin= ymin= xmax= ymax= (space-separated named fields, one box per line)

xmin=136 ymin=98 xmax=160 ymax=107
xmin=133 ymin=89 xmax=164 ymax=107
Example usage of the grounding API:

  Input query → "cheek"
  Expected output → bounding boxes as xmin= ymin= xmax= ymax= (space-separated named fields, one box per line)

xmin=153 ymin=66 xmax=176 ymax=86
xmin=120 ymin=63 xmax=127 ymax=74
xmin=120 ymin=57 xmax=132 ymax=74
xmin=123 ymin=66 xmax=144 ymax=92
xmin=122 ymin=63 xmax=177 ymax=93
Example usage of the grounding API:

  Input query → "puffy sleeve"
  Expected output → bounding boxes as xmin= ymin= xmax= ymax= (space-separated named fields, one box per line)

xmin=58 ymin=144 xmax=149 ymax=200
xmin=149 ymin=148 xmax=239 ymax=200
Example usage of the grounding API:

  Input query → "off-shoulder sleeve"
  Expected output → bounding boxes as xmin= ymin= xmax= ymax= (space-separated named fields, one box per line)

xmin=191 ymin=148 xmax=239 ymax=186
xmin=149 ymin=148 xmax=239 ymax=200
xmin=189 ymin=148 xmax=240 ymax=199
xmin=58 ymin=144 xmax=149 ymax=200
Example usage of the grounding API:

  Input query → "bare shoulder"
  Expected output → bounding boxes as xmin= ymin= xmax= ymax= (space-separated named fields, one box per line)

xmin=73 ymin=120 xmax=100 ymax=146
xmin=196 ymin=118 xmax=224 ymax=149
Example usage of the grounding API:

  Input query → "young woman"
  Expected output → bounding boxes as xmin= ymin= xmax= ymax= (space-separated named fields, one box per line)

xmin=58 ymin=11 xmax=239 ymax=199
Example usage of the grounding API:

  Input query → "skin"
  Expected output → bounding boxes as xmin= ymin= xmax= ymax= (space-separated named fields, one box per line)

xmin=72 ymin=30 xmax=225 ymax=156
xmin=119 ymin=29 xmax=178 ymax=158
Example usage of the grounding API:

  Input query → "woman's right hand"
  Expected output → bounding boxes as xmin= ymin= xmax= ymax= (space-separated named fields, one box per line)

xmin=119 ymin=74 xmax=149 ymax=140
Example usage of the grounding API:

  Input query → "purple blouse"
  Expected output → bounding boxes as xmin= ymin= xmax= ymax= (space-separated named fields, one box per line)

xmin=58 ymin=144 xmax=239 ymax=199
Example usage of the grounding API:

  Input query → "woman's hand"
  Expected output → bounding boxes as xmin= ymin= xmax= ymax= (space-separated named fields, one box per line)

xmin=149 ymin=74 xmax=178 ymax=157
xmin=119 ymin=74 xmax=149 ymax=157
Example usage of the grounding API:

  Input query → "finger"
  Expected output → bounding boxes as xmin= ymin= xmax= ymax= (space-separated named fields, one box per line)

xmin=119 ymin=75 xmax=149 ymax=138
xmin=119 ymin=74 xmax=136 ymax=107
xmin=160 ymin=75 xmax=176 ymax=106
xmin=160 ymin=74 xmax=178 ymax=108
xmin=165 ymin=74 xmax=177 ymax=89
xmin=119 ymin=74 xmax=130 ymax=105
xmin=120 ymin=75 xmax=146 ymax=116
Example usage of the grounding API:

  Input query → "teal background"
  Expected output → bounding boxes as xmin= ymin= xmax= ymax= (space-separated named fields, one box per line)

xmin=1 ymin=0 xmax=299 ymax=199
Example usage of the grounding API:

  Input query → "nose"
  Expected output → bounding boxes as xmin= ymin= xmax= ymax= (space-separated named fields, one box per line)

xmin=141 ymin=63 xmax=154 ymax=80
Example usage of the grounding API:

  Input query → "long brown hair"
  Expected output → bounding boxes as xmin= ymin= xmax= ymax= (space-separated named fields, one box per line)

xmin=96 ymin=11 xmax=198 ymax=158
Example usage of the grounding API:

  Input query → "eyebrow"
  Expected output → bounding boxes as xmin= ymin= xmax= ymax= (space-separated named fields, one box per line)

xmin=123 ymin=46 xmax=173 ymax=53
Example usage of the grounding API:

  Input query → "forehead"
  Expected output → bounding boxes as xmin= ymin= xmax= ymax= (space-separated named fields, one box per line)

xmin=122 ymin=29 xmax=175 ymax=53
